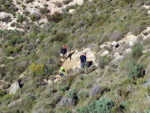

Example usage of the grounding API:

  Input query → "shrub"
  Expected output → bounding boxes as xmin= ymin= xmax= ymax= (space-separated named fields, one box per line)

xmin=132 ymin=43 xmax=143 ymax=59
xmin=144 ymin=107 xmax=150 ymax=113
xmin=29 ymin=63 xmax=45 ymax=77
xmin=97 ymin=56 xmax=109 ymax=69
xmin=77 ymin=90 xmax=88 ymax=100
xmin=17 ymin=15 xmax=26 ymax=23
xmin=30 ymin=13 xmax=41 ymax=21
xmin=125 ymin=59 xmax=145 ymax=79
xmin=25 ymin=0 xmax=34 ymax=3
xmin=129 ymin=24 xmax=146 ymax=36
xmin=63 ymin=0 xmax=73 ymax=4
xmin=109 ymin=31 xmax=125 ymax=41
xmin=59 ymin=85 xmax=69 ymax=92
xmin=51 ymin=32 xmax=69 ymax=42
xmin=60 ymin=97 xmax=75 ymax=107
xmin=0 ymin=16 xmax=11 ymax=23
xmin=46 ymin=12 xmax=63 ymax=23
xmin=76 ymin=97 xmax=114 ymax=113
xmin=67 ymin=89 xmax=77 ymax=99
xmin=89 ymin=85 xmax=101 ymax=97
xmin=40 ymin=8 xmax=49 ymax=15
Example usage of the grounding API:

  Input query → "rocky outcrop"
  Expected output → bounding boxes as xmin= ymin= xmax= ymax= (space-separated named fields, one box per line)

xmin=9 ymin=82 xmax=20 ymax=94
xmin=0 ymin=12 xmax=11 ymax=20
xmin=76 ymin=0 xmax=84 ymax=6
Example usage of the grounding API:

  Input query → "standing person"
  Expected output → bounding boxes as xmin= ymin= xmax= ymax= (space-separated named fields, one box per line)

xmin=60 ymin=67 xmax=65 ymax=77
xmin=80 ymin=53 xmax=86 ymax=69
xmin=60 ymin=45 xmax=67 ymax=62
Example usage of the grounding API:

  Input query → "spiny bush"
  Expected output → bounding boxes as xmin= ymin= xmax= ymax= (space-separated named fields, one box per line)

xmin=132 ymin=43 xmax=143 ymax=60
xmin=76 ymin=97 xmax=114 ymax=113
xmin=125 ymin=59 xmax=145 ymax=79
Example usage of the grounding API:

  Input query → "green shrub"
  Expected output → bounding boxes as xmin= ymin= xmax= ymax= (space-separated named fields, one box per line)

xmin=46 ymin=12 xmax=63 ymax=23
xmin=67 ymin=89 xmax=78 ymax=99
xmin=63 ymin=0 xmax=73 ymax=4
xmin=17 ymin=15 xmax=26 ymax=23
xmin=51 ymin=32 xmax=69 ymax=42
xmin=76 ymin=97 xmax=114 ymax=113
xmin=25 ymin=0 xmax=34 ymax=3
xmin=77 ymin=90 xmax=88 ymax=100
xmin=97 ymin=56 xmax=109 ymax=69
xmin=59 ymin=85 xmax=69 ymax=92
xmin=125 ymin=59 xmax=145 ymax=79
xmin=132 ymin=43 xmax=143 ymax=59
xmin=143 ymin=107 xmax=150 ymax=113
xmin=40 ymin=7 xmax=49 ymax=15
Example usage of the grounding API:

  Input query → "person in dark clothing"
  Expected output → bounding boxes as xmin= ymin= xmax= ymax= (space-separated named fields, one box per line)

xmin=61 ymin=45 xmax=67 ymax=55
xmin=60 ymin=45 xmax=67 ymax=62
xmin=80 ymin=53 xmax=86 ymax=68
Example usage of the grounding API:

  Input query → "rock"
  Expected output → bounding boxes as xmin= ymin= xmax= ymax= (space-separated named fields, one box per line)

xmin=0 ymin=12 xmax=11 ymax=20
xmin=31 ymin=11 xmax=41 ymax=19
xmin=47 ymin=79 xmax=53 ymax=85
xmin=69 ymin=9 xmax=75 ymax=14
xmin=101 ymin=50 xmax=109 ymax=56
xmin=111 ymin=41 xmax=119 ymax=48
xmin=8 ymin=99 xmax=22 ymax=107
xmin=9 ymin=82 xmax=20 ymax=94
xmin=77 ymin=0 xmax=84 ymax=6
xmin=129 ymin=41 xmax=135 ymax=47
xmin=60 ymin=97 xmax=75 ymax=107
xmin=126 ymin=48 xmax=132 ymax=54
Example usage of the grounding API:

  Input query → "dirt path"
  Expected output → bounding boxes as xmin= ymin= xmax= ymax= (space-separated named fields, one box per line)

xmin=61 ymin=48 xmax=96 ymax=71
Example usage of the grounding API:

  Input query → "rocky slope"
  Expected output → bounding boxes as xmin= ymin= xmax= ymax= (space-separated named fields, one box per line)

xmin=1 ymin=0 xmax=150 ymax=113
xmin=0 ymin=0 xmax=85 ymax=30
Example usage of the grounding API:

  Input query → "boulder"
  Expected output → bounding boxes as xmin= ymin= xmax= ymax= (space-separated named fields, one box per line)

xmin=126 ymin=48 xmax=132 ymax=54
xmin=77 ymin=0 xmax=84 ymax=6
xmin=69 ymin=9 xmax=75 ymax=14
xmin=111 ymin=41 xmax=119 ymax=48
xmin=9 ymin=82 xmax=20 ymax=94
xmin=0 ymin=12 xmax=11 ymax=20
xmin=47 ymin=79 xmax=53 ymax=85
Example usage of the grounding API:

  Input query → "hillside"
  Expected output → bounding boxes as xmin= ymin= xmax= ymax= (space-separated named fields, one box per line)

xmin=1 ymin=0 xmax=150 ymax=113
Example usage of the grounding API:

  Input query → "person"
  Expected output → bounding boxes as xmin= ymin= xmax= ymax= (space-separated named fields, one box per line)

xmin=61 ymin=45 xmax=67 ymax=56
xmin=60 ymin=45 xmax=67 ymax=62
xmin=60 ymin=67 xmax=65 ymax=77
xmin=80 ymin=53 xmax=87 ymax=68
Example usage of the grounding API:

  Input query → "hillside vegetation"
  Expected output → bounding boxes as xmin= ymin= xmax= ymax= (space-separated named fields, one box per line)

xmin=1 ymin=0 xmax=150 ymax=113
